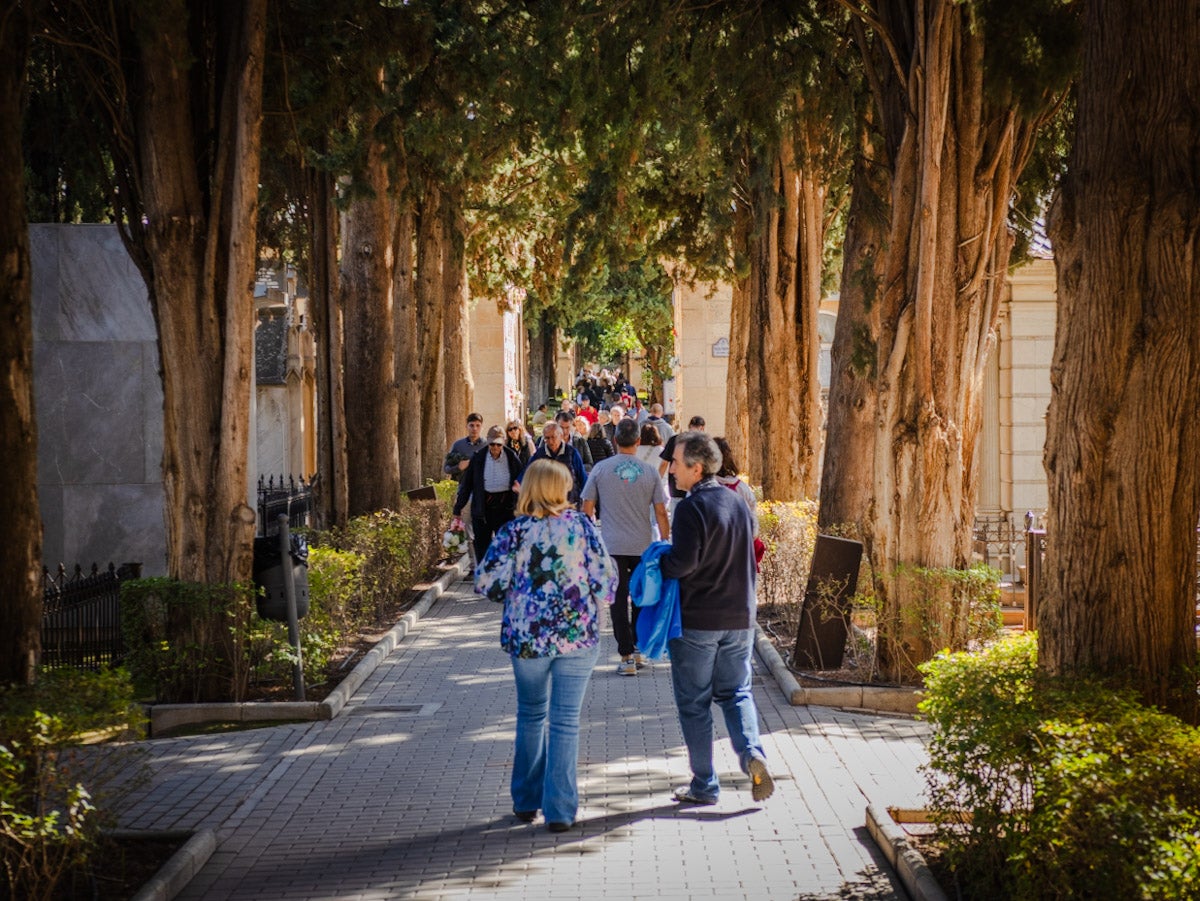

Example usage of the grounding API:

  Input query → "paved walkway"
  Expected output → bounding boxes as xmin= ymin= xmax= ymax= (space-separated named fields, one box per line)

xmin=114 ymin=574 xmax=930 ymax=900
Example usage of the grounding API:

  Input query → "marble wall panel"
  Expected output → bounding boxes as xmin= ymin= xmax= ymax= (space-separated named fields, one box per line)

xmin=35 ymin=340 xmax=156 ymax=485
xmin=141 ymin=343 xmax=165 ymax=483
xmin=29 ymin=226 xmax=61 ymax=340
xmin=256 ymin=388 xmax=288 ymax=479
xmin=43 ymin=224 xmax=155 ymax=342
xmin=38 ymin=486 xmax=65 ymax=571
xmin=61 ymin=483 xmax=167 ymax=576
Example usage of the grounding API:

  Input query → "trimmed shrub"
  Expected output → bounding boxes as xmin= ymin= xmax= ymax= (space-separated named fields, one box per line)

xmin=120 ymin=579 xmax=259 ymax=703
xmin=119 ymin=489 xmax=456 ymax=700
xmin=920 ymin=634 xmax=1200 ymax=900
xmin=0 ymin=669 xmax=144 ymax=900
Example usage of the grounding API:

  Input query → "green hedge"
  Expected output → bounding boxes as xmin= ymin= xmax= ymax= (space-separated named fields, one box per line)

xmin=920 ymin=633 xmax=1200 ymax=900
xmin=120 ymin=486 xmax=457 ymax=702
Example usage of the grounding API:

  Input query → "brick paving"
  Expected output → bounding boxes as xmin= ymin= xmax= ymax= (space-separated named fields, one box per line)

xmin=113 ymin=575 xmax=930 ymax=900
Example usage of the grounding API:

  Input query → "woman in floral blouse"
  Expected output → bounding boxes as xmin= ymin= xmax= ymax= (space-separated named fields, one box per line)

xmin=475 ymin=459 xmax=617 ymax=832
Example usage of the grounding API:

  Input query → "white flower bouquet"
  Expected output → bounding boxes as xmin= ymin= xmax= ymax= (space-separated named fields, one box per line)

xmin=442 ymin=519 xmax=468 ymax=557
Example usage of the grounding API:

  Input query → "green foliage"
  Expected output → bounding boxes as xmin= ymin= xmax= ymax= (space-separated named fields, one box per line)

xmin=120 ymin=579 xmax=260 ymax=703
xmin=920 ymin=635 xmax=1200 ymax=900
xmin=894 ymin=562 xmax=1003 ymax=650
xmin=0 ymin=670 xmax=144 ymax=900
xmin=119 ymin=495 xmax=455 ymax=700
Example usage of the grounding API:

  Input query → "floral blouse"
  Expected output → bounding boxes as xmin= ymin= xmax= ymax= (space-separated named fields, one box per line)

xmin=475 ymin=509 xmax=617 ymax=658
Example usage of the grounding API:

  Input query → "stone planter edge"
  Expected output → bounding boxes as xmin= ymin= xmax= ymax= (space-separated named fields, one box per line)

xmin=865 ymin=803 xmax=948 ymax=901
xmin=753 ymin=625 xmax=922 ymax=715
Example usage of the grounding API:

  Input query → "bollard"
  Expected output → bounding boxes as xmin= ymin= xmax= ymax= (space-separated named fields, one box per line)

xmin=277 ymin=515 xmax=306 ymax=701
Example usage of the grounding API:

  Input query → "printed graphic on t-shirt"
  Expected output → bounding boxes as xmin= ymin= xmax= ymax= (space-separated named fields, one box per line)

xmin=614 ymin=459 xmax=643 ymax=483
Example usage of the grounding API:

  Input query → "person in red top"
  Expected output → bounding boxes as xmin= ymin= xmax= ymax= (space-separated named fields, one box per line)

xmin=577 ymin=395 xmax=599 ymax=425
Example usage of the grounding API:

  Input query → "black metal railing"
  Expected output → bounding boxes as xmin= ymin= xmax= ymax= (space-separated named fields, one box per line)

xmin=41 ymin=562 xmax=141 ymax=671
xmin=257 ymin=474 xmax=315 ymax=537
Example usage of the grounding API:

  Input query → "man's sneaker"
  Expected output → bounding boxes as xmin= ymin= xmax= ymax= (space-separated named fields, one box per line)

xmin=748 ymin=756 xmax=775 ymax=802
xmin=633 ymin=652 xmax=649 ymax=670
xmin=672 ymin=786 xmax=717 ymax=805
xmin=617 ymin=658 xmax=637 ymax=676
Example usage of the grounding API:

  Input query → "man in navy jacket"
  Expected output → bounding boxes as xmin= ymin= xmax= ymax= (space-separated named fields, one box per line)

xmin=658 ymin=431 xmax=774 ymax=805
xmin=454 ymin=426 xmax=522 ymax=559
xmin=523 ymin=421 xmax=587 ymax=506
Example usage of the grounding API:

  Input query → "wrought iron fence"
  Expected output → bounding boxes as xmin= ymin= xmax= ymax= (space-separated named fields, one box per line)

xmin=258 ymin=474 xmax=315 ymax=537
xmin=1019 ymin=514 xmax=1200 ymax=634
xmin=41 ymin=561 xmax=141 ymax=671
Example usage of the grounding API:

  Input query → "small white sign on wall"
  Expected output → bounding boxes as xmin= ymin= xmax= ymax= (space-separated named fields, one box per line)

xmin=712 ymin=337 xmax=730 ymax=358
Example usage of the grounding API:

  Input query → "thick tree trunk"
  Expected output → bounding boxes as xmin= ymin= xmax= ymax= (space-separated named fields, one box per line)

xmin=744 ymin=121 xmax=825 ymax=500
xmin=0 ymin=2 xmax=41 ymax=686
xmin=724 ymin=204 xmax=752 ymax=471
xmin=308 ymin=166 xmax=348 ymax=528
xmin=1042 ymin=0 xmax=1200 ymax=722
xmin=340 ymin=128 xmax=402 ymax=516
xmin=442 ymin=194 xmax=474 ymax=436
xmin=417 ymin=181 xmax=448 ymax=482
xmin=526 ymin=322 xmax=556 ymax=415
xmin=136 ymin=0 xmax=266 ymax=586
xmin=862 ymin=1 xmax=1041 ymax=680
xmin=394 ymin=202 xmax=424 ymax=488
xmin=818 ymin=143 xmax=888 ymax=542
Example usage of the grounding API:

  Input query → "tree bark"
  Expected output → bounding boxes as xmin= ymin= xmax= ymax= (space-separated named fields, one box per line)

xmin=307 ymin=165 xmax=348 ymax=528
xmin=132 ymin=0 xmax=267 ymax=585
xmin=0 ymin=1 xmax=41 ymax=686
xmin=859 ymin=1 xmax=1045 ymax=679
xmin=818 ymin=135 xmax=889 ymax=544
xmin=340 ymin=123 xmax=402 ymax=516
xmin=417 ymin=180 xmax=448 ymax=482
xmin=724 ymin=202 xmax=752 ymax=471
xmin=743 ymin=114 xmax=825 ymax=500
xmin=442 ymin=191 xmax=474 ymax=437
xmin=1042 ymin=0 xmax=1200 ymax=722
xmin=394 ymin=200 xmax=424 ymax=488
xmin=526 ymin=321 xmax=556 ymax=416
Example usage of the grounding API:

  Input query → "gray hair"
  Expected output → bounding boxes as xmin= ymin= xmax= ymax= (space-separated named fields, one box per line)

xmin=542 ymin=421 xmax=561 ymax=439
xmin=675 ymin=431 xmax=721 ymax=476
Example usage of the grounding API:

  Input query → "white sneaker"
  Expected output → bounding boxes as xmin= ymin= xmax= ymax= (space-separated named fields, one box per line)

xmin=633 ymin=652 xmax=649 ymax=670
xmin=617 ymin=658 xmax=637 ymax=676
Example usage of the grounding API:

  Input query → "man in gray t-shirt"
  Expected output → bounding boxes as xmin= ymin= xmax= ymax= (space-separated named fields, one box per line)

xmin=582 ymin=418 xmax=670 ymax=675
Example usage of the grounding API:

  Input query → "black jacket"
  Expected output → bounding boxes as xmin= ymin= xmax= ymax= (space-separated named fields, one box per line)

xmin=454 ymin=445 xmax=523 ymax=520
xmin=658 ymin=478 xmax=757 ymax=630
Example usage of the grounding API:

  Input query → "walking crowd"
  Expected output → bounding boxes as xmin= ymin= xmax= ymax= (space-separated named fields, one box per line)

xmin=445 ymin=367 xmax=772 ymax=833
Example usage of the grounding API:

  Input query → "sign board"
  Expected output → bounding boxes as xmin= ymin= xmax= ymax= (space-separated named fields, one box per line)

xmin=711 ymin=337 xmax=730 ymax=358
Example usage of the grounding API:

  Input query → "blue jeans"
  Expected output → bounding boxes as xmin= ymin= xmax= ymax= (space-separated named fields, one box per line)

xmin=668 ymin=628 xmax=765 ymax=801
xmin=510 ymin=643 xmax=599 ymax=823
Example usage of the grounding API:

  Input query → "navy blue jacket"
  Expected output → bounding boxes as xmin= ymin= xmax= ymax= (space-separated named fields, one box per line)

xmin=454 ymin=445 xmax=523 ymax=520
xmin=524 ymin=441 xmax=587 ymax=504
xmin=658 ymin=478 xmax=757 ymax=630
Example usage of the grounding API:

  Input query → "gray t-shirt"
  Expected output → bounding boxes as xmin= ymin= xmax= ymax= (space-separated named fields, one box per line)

xmin=581 ymin=453 xmax=668 ymax=556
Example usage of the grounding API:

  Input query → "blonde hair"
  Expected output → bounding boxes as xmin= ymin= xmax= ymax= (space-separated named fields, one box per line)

xmin=517 ymin=459 xmax=573 ymax=517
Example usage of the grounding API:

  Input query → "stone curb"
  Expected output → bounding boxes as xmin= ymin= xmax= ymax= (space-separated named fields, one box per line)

xmin=865 ymin=804 xmax=948 ymax=901
xmin=147 ymin=557 xmax=470 ymax=735
xmin=753 ymin=625 xmax=922 ymax=715
xmin=110 ymin=828 xmax=217 ymax=901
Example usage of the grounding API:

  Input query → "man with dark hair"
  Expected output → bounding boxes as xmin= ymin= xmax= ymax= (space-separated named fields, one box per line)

xmin=581 ymin=418 xmax=670 ymax=676
xmin=453 ymin=426 xmax=522 ymax=559
xmin=660 ymin=415 xmax=706 ymax=512
xmin=445 ymin=413 xmax=485 ymax=483
xmin=658 ymin=430 xmax=774 ymax=806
